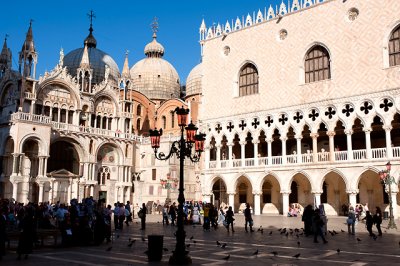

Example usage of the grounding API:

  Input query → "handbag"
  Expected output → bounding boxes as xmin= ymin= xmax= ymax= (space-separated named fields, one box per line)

xmin=249 ymin=220 xmax=254 ymax=226
xmin=346 ymin=218 xmax=353 ymax=224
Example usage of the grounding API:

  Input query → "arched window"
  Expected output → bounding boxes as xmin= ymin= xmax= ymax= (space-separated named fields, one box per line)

xmin=171 ymin=111 xmax=175 ymax=128
xmin=389 ymin=25 xmax=400 ymax=66
xmin=305 ymin=45 xmax=331 ymax=83
xmin=136 ymin=118 xmax=141 ymax=131
xmin=137 ymin=104 xmax=142 ymax=116
xmin=239 ymin=63 xmax=258 ymax=96
xmin=162 ymin=116 xmax=166 ymax=129
xmin=97 ymin=166 xmax=110 ymax=185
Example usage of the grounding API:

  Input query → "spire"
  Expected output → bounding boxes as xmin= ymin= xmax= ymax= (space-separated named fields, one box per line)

xmin=21 ymin=19 xmax=36 ymax=53
xmin=0 ymin=34 xmax=12 ymax=71
xmin=19 ymin=20 xmax=38 ymax=78
xmin=80 ymin=42 xmax=90 ymax=68
xmin=151 ymin=17 xmax=159 ymax=39
xmin=144 ymin=18 xmax=165 ymax=58
xmin=122 ymin=50 xmax=130 ymax=78
xmin=84 ymin=10 xmax=97 ymax=48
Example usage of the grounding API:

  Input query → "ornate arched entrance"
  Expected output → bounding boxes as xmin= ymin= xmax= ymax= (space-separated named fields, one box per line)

xmin=211 ymin=177 xmax=227 ymax=207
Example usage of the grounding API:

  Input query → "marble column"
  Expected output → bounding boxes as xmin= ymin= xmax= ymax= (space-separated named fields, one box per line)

xmin=281 ymin=192 xmax=290 ymax=216
xmin=364 ymin=128 xmax=372 ymax=159
xmin=384 ymin=126 xmax=393 ymax=159
xmin=327 ymin=131 xmax=335 ymax=162
xmin=90 ymin=185 xmax=94 ymax=197
xmin=313 ymin=192 xmax=322 ymax=208
xmin=228 ymin=193 xmax=235 ymax=212
xmin=240 ymin=141 xmax=246 ymax=166
xmin=267 ymin=138 xmax=272 ymax=165
xmin=345 ymin=129 xmax=353 ymax=160
xmin=216 ymin=144 xmax=221 ymax=169
xmin=253 ymin=140 xmax=259 ymax=166
xmin=228 ymin=144 xmax=233 ymax=167
xmin=281 ymin=136 xmax=287 ymax=164
xmin=347 ymin=191 xmax=358 ymax=208
xmin=296 ymin=136 xmax=302 ymax=163
xmin=253 ymin=192 xmax=261 ymax=215
xmin=38 ymin=183 xmax=44 ymax=203
xmin=311 ymin=133 xmax=319 ymax=163
xmin=205 ymin=147 xmax=210 ymax=169
xmin=12 ymin=182 xmax=18 ymax=200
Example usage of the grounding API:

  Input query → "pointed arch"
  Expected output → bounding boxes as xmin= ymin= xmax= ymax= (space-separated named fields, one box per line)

xmin=304 ymin=44 xmax=331 ymax=83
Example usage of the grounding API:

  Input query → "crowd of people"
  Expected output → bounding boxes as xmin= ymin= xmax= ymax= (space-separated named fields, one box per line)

xmin=0 ymin=197 xmax=150 ymax=261
xmin=0 ymin=198 xmax=388 ymax=261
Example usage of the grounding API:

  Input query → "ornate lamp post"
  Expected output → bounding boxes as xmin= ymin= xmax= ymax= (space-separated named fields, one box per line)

xmin=149 ymin=106 xmax=205 ymax=265
xmin=378 ymin=161 xmax=397 ymax=229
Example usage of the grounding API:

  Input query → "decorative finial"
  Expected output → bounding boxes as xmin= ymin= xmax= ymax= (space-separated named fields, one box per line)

xmin=125 ymin=49 xmax=129 ymax=56
xmin=151 ymin=17 xmax=159 ymax=38
xmin=87 ymin=10 xmax=96 ymax=33
xmin=4 ymin=34 xmax=9 ymax=42
xmin=29 ymin=19 xmax=34 ymax=27
xmin=59 ymin=47 xmax=64 ymax=66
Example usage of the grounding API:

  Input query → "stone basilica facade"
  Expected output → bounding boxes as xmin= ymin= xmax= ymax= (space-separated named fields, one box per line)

xmin=197 ymin=0 xmax=400 ymax=217
xmin=1 ymin=0 xmax=400 ymax=219
xmin=0 ymin=19 xmax=202 ymax=206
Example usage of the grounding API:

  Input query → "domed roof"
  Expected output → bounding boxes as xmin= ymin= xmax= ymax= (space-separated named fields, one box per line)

xmin=144 ymin=34 xmax=164 ymax=57
xmin=186 ymin=63 xmax=202 ymax=97
xmin=63 ymin=47 xmax=120 ymax=85
xmin=129 ymin=34 xmax=180 ymax=100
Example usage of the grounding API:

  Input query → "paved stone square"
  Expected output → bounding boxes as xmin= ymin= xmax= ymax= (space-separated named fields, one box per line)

xmin=2 ymin=214 xmax=400 ymax=265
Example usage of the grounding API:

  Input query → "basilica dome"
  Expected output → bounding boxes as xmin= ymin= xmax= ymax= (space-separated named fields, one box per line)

xmin=63 ymin=28 xmax=120 ymax=85
xmin=130 ymin=34 xmax=180 ymax=100
xmin=185 ymin=63 xmax=202 ymax=97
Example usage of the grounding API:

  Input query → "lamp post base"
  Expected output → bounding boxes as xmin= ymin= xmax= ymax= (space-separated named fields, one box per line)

xmin=387 ymin=218 xmax=397 ymax=230
xmin=169 ymin=253 xmax=192 ymax=265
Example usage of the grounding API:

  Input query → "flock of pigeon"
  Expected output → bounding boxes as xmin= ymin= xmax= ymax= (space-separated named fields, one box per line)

xmin=102 ymin=225 xmax=399 ymax=263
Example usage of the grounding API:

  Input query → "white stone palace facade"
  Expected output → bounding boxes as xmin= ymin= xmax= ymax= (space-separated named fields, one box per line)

xmin=0 ymin=19 xmax=202 ymax=206
xmin=197 ymin=0 xmax=400 ymax=217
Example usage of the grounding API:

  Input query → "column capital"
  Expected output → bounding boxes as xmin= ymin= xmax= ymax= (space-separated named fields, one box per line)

xmin=252 ymin=140 xmax=260 ymax=145
xmin=363 ymin=127 xmax=372 ymax=133
xmin=226 ymin=191 xmax=236 ymax=195
xmin=346 ymin=189 xmax=359 ymax=195
xmin=310 ymin=133 xmax=319 ymax=139
xmin=266 ymin=138 xmax=273 ymax=143
xmin=383 ymin=125 xmax=393 ymax=132
xmin=311 ymin=190 xmax=323 ymax=195
xmin=239 ymin=141 xmax=247 ymax=146
xmin=280 ymin=190 xmax=291 ymax=195
xmin=252 ymin=191 xmax=262 ymax=196
xmin=279 ymin=136 xmax=288 ymax=142
xmin=327 ymin=131 xmax=336 ymax=137
xmin=344 ymin=129 xmax=353 ymax=135
xmin=295 ymin=135 xmax=303 ymax=140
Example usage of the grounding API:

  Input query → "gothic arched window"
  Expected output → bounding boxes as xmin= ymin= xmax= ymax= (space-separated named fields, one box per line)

xmin=389 ymin=25 xmax=400 ymax=66
xmin=305 ymin=45 xmax=331 ymax=83
xmin=137 ymin=104 xmax=142 ymax=116
xmin=162 ymin=116 xmax=166 ymax=129
xmin=171 ymin=111 xmax=175 ymax=128
xmin=239 ymin=63 xmax=258 ymax=96
xmin=97 ymin=166 xmax=110 ymax=185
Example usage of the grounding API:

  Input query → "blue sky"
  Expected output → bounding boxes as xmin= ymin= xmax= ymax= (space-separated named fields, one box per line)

xmin=2 ymin=0 xmax=282 ymax=83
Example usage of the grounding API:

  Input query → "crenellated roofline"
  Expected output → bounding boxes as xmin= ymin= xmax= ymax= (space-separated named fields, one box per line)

xmin=199 ymin=0 xmax=333 ymax=42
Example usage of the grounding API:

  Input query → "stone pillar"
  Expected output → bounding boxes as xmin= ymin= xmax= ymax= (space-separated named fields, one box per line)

xmin=92 ymin=164 xmax=96 ymax=182
xmin=345 ymin=129 xmax=353 ymax=160
xmin=327 ymin=131 xmax=335 ymax=162
xmin=57 ymin=108 xmax=61 ymax=123
xmin=30 ymin=100 xmax=35 ymax=114
xmin=43 ymin=157 xmax=48 ymax=177
xmin=253 ymin=192 xmax=261 ymax=215
xmin=115 ymin=186 xmax=120 ymax=203
xmin=253 ymin=140 xmax=259 ymax=166
xmin=240 ymin=141 xmax=246 ymax=166
xmin=364 ymin=128 xmax=372 ymax=159
xmin=90 ymin=185 xmax=94 ymax=197
xmin=347 ymin=191 xmax=358 ymax=209
xmin=67 ymin=179 xmax=72 ymax=203
xmin=267 ymin=138 xmax=273 ymax=165
xmin=296 ymin=136 xmax=302 ymax=163
xmin=313 ymin=192 xmax=322 ymax=208
xmin=216 ymin=144 xmax=221 ymax=169
xmin=205 ymin=147 xmax=210 ymax=169
xmin=280 ymin=136 xmax=287 ymax=164
xmin=228 ymin=193 xmax=235 ymax=212
xmin=311 ymin=133 xmax=319 ymax=163
xmin=38 ymin=183 xmax=44 ymax=203
xmin=384 ymin=126 xmax=393 ymax=159
xmin=281 ymin=192 xmax=290 ymax=216
xmin=12 ymin=182 xmax=18 ymax=200
xmin=228 ymin=144 xmax=233 ymax=167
